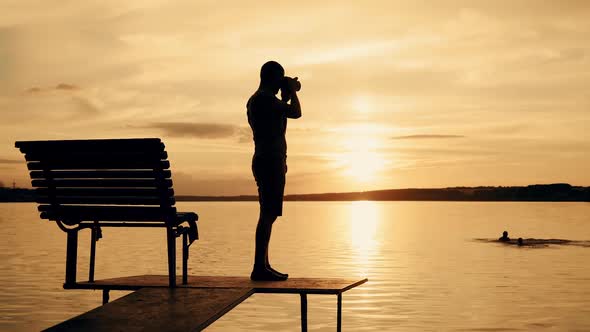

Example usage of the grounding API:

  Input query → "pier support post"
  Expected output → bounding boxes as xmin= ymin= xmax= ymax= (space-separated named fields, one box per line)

xmin=102 ymin=289 xmax=109 ymax=305
xmin=337 ymin=293 xmax=342 ymax=332
xmin=300 ymin=293 xmax=307 ymax=332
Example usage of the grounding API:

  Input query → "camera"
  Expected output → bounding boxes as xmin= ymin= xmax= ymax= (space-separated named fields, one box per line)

xmin=281 ymin=76 xmax=301 ymax=92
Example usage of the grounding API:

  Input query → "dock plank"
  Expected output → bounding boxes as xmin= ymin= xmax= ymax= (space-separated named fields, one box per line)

xmin=74 ymin=275 xmax=368 ymax=294
xmin=44 ymin=287 xmax=254 ymax=332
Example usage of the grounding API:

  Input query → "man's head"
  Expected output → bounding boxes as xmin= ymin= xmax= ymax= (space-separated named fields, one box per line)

xmin=260 ymin=61 xmax=284 ymax=94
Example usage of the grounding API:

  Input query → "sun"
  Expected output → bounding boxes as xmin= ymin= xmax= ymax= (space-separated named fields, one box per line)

xmin=338 ymin=135 xmax=386 ymax=184
xmin=342 ymin=151 xmax=383 ymax=183
xmin=351 ymin=95 xmax=372 ymax=113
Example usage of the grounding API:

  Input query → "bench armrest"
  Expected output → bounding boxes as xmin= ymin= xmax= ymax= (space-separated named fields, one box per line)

xmin=176 ymin=212 xmax=198 ymax=244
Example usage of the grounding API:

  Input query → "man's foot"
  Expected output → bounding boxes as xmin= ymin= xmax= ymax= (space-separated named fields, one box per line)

xmin=251 ymin=267 xmax=288 ymax=281
xmin=267 ymin=265 xmax=288 ymax=279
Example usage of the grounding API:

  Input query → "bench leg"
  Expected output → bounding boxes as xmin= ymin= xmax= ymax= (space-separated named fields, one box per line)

xmin=337 ymin=293 xmax=342 ymax=332
xmin=166 ymin=227 xmax=176 ymax=288
xmin=102 ymin=289 xmax=110 ymax=305
xmin=300 ymin=293 xmax=307 ymax=332
xmin=182 ymin=232 xmax=188 ymax=285
xmin=65 ymin=231 xmax=78 ymax=287
xmin=88 ymin=226 xmax=97 ymax=282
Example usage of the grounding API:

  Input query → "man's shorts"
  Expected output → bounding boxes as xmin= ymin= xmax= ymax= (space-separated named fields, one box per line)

xmin=252 ymin=156 xmax=286 ymax=217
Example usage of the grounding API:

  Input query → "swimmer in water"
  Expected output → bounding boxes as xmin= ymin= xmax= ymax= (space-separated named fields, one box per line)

xmin=499 ymin=231 xmax=510 ymax=242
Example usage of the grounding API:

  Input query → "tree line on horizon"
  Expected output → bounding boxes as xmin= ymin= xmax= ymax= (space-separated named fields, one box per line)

xmin=285 ymin=183 xmax=590 ymax=202
xmin=1 ymin=183 xmax=588 ymax=202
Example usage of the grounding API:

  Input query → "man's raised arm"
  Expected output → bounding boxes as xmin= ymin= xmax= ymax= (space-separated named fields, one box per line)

xmin=277 ymin=79 xmax=301 ymax=119
xmin=284 ymin=91 xmax=301 ymax=119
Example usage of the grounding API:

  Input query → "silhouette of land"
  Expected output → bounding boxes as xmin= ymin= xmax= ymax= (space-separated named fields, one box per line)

xmin=4 ymin=183 xmax=587 ymax=202
xmin=0 ymin=183 xmax=590 ymax=202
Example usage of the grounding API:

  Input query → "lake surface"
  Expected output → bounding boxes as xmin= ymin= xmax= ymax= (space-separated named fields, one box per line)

xmin=1 ymin=202 xmax=589 ymax=331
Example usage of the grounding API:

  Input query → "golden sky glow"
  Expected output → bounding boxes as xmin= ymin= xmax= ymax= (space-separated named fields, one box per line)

xmin=1 ymin=1 xmax=589 ymax=195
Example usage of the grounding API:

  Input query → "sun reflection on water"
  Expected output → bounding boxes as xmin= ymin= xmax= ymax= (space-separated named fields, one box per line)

xmin=349 ymin=201 xmax=380 ymax=278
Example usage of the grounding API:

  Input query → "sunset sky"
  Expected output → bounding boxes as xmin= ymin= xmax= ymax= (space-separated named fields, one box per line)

xmin=1 ymin=1 xmax=589 ymax=195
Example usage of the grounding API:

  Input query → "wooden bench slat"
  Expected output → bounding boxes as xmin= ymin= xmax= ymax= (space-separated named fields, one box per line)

xmin=26 ymin=160 xmax=171 ymax=170
xmin=38 ymin=205 xmax=177 ymax=222
xmin=38 ymin=205 xmax=177 ymax=213
xmin=35 ymin=196 xmax=175 ymax=205
xmin=24 ymin=151 xmax=168 ymax=162
xmin=36 ymin=188 xmax=174 ymax=197
xmin=15 ymin=138 xmax=164 ymax=153
xmin=31 ymin=179 xmax=173 ymax=188
xmin=39 ymin=212 xmax=170 ymax=222
xmin=29 ymin=170 xmax=172 ymax=179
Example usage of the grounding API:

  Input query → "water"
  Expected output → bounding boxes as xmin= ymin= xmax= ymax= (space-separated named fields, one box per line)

xmin=1 ymin=202 xmax=589 ymax=331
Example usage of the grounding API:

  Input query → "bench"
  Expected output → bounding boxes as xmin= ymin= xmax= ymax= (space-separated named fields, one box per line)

xmin=15 ymin=138 xmax=198 ymax=288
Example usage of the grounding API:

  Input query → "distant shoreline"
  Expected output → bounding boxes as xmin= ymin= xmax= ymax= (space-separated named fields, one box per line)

xmin=1 ymin=183 xmax=588 ymax=202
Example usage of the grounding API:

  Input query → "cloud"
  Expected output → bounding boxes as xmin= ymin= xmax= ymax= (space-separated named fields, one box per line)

xmin=392 ymin=134 xmax=465 ymax=140
xmin=25 ymin=83 xmax=81 ymax=94
xmin=26 ymin=87 xmax=41 ymax=94
xmin=148 ymin=122 xmax=238 ymax=139
xmin=17 ymin=83 xmax=100 ymax=119
xmin=55 ymin=83 xmax=79 ymax=90
xmin=0 ymin=158 xmax=21 ymax=164
xmin=71 ymin=96 xmax=100 ymax=115
xmin=236 ymin=127 xmax=253 ymax=143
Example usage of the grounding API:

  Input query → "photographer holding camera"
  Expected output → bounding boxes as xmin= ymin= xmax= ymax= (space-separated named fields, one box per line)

xmin=246 ymin=61 xmax=302 ymax=281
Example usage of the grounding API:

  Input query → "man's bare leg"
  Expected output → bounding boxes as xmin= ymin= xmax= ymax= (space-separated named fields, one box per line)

xmin=254 ymin=211 xmax=274 ymax=268
xmin=265 ymin=219 xmax=288 ymax=278
xmin=251 ymin=212 xmax=287 ymax=281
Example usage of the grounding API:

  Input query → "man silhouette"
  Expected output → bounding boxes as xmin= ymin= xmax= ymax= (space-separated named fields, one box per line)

xmin=247 ymin=61 xmax=301 ymax=281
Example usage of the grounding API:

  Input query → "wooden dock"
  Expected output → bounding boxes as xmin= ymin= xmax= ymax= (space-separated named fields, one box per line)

xmin=46 ymin=275 xmax=367 ymax=332
xmin=45 ymin=288 xmax=254 ymax=332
